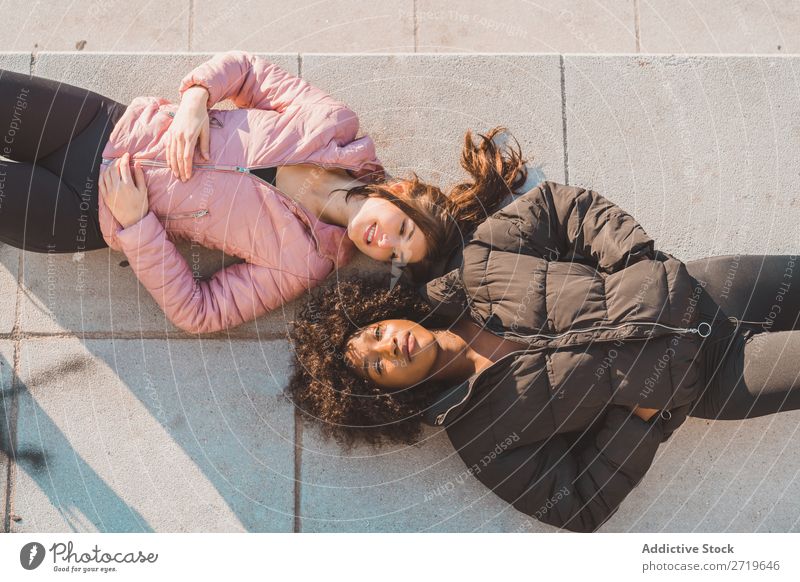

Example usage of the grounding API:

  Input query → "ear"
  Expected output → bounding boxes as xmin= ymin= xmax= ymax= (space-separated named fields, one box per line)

xmin=387 ymin=181 xmax=406 ymax=196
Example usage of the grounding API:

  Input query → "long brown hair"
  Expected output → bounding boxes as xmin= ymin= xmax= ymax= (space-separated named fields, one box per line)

xmin=345 ymin=126 xmax=528 ymax=282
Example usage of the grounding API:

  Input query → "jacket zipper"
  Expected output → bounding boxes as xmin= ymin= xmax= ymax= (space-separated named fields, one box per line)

xmin=498 ymin=320 xmax=712 ymax=343
xmin=102 ymin=157 xmax=245 ymax=173
xmin=434 ymin=320 xmax=712 ymax=426
xmin=101 ymin=157 xmax=372 ymax=186
xmin=156 ymin=209 xmax=209 ymax=220
xmin=436 ymin=382 xmax=476 ymax=426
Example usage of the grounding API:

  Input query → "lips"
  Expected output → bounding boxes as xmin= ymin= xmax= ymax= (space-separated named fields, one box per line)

xmin=364 ymin=222 xmax=377 ymax=245
xmin=406 ymin=332 xmax=416 ymax=361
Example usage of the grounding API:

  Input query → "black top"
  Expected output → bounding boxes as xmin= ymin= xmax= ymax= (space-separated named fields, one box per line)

xmin=250 ymin=166 xmax=277 ymax=186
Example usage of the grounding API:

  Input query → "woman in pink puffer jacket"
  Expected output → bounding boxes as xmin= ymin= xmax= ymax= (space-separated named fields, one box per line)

xmin=0 ymin=51 xmax=523 ymax=334
xmin=99 ymin=50 xmax=429 ymax=334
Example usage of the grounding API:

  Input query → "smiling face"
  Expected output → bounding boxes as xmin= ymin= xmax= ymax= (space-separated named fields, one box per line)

xmin=348 ymin=196 xmax=428 ymax=265
xmin=345 ymin=319 xmax=440 ymax=391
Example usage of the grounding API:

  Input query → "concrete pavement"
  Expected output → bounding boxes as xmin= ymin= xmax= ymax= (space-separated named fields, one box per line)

xmin=0 ymin=53 xmax=800 ymax=532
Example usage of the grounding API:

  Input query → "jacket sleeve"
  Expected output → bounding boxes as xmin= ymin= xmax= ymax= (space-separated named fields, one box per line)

xmin=477 ymin=406 xmax=664 ymax=532
xmin=114 ymin=211 xmax=322 ymax=334
xmin=178 ymin=50 xmax=346 ymax=112
xmin=479 ymin=180 xmax=656 ymax=274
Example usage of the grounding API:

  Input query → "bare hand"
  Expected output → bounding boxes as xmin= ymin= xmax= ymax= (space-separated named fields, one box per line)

xmin=165 ymin=85 xmax=210 ymax=182
xmin=99 ymin=152 xmax=149 ymax=229
xmin=631 ymin=405 xmax=659 ymax=422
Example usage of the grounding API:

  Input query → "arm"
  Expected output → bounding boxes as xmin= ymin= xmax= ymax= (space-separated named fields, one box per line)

xmin=114 ymin=212 xmax=319 ymax=334
xmin=477 ymin=180 xmax=655 ymax=274
xmin=175 ymin=50 xmax=374 ymax=178
xmin=178 ymin=50 xmax=346 ymax=112
xmin=478 ymin=406 xmax=664 ymax=532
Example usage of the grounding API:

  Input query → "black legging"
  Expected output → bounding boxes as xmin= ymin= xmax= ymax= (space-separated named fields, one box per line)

xmin=0 ymin=68 xmax=126 ymax=253
xmin=687 ymin=255 xmax=800 ymax=419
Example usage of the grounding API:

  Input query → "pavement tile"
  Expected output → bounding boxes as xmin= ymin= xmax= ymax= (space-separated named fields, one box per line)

xmin=0 ymin=52 xmax=31 ymax=72
xmin=301 ymin=54 xmax=565 ymax=188
xmin=0 ymin=0 xmax=189 ymax=52
xmin=11 ymin=337 xmax=295 ymax=532
xmin=32 ymin=51 xmax=297 ymax=107
xmin=192 ymin=0 xmax=414 ymax=52
xmin=417 ymin=0 xmax=636 ymax=53
xmin=564 ymin=55 xmax=800 ymax=259
xmin=298 ymin=423 xmax=540 ymax=532
xmin=640 ymin=0 xmax=800 ymax=54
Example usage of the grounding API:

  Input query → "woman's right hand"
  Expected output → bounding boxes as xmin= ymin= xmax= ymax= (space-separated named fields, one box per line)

xmin=165 ymin=85 xmax=211 ymax=182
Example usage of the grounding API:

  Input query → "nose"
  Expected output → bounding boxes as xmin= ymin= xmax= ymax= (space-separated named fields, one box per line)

xmin=376 ymin=233 xmax=395 ymax=249
xmin=376 ymin=332 xmax=400 ymax=359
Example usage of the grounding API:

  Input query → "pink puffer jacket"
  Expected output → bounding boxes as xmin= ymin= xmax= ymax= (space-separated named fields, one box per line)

xmin=99 ymin=50 xmax=384 ymax=334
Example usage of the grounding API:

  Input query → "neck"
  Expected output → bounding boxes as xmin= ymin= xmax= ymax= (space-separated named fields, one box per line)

xmin=427 ymin=319 xmax=487 ymax=385
xmin=312 ymin=173 xmax=367 ymax=227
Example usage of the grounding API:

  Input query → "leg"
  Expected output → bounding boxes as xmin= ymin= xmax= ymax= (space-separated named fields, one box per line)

xmin=0 ymin=159 xmax=104 ymax=253
xmin=685 ymin=254 xmax=800 ymax=332
xmin=0 ymin=69 xmax=126 ymax=252
xmin=690 ymin=329 xmax=800 ymax=419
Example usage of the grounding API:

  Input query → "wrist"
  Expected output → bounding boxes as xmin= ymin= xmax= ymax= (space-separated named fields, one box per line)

xmin=182 ymin=85 xmax=210 ymax=108
xmin=120 ymin=211 xmax=148 ymax=229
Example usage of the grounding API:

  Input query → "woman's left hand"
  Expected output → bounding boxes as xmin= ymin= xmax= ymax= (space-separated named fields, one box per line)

xmin=631 ymin=405 xmax=660 ymax=422
xmin=99 ymin=152 xmax=149 ymax=229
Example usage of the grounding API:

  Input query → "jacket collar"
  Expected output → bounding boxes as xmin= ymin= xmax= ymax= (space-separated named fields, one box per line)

xmin=421 ymin=378 xmax=476 ymax=428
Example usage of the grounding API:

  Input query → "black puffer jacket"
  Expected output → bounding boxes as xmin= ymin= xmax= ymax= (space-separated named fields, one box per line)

xmin=417 ymin=181 xmax=710 ymax=532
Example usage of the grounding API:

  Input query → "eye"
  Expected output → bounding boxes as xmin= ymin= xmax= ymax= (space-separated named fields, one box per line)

xmin=374 ymin=324 xmax=382 ymax=340
xmin=376 ymin=359 xmax=384 ymax=375
xmin=400 ymin=220 xmax=406 ymax=236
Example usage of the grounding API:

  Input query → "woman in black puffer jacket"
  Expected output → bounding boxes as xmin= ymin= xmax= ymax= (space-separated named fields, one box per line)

xmin=287 ymin=176 xmax=800 ymax=533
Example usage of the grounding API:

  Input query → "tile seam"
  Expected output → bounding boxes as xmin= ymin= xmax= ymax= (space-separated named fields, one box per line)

xmin=3 ymin=250 xmax=24 ymax=532
xmin=413 ymin=0 xmax=418 ymax=52
xmin=188 ymin=0 xmax=195 ymax=52
xmin=293 ymin=409 xmax=303 ymax=533
xmin=560 ymin=54 xmax=569 ymax=185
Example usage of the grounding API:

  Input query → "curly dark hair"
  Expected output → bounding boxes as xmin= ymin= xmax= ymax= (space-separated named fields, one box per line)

xmin=285 ymin=275 xmax=452 ymax=448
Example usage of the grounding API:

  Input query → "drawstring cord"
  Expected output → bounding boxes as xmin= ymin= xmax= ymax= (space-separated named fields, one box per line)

xmin=701 ymin=314 xmax=765 ymax=344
